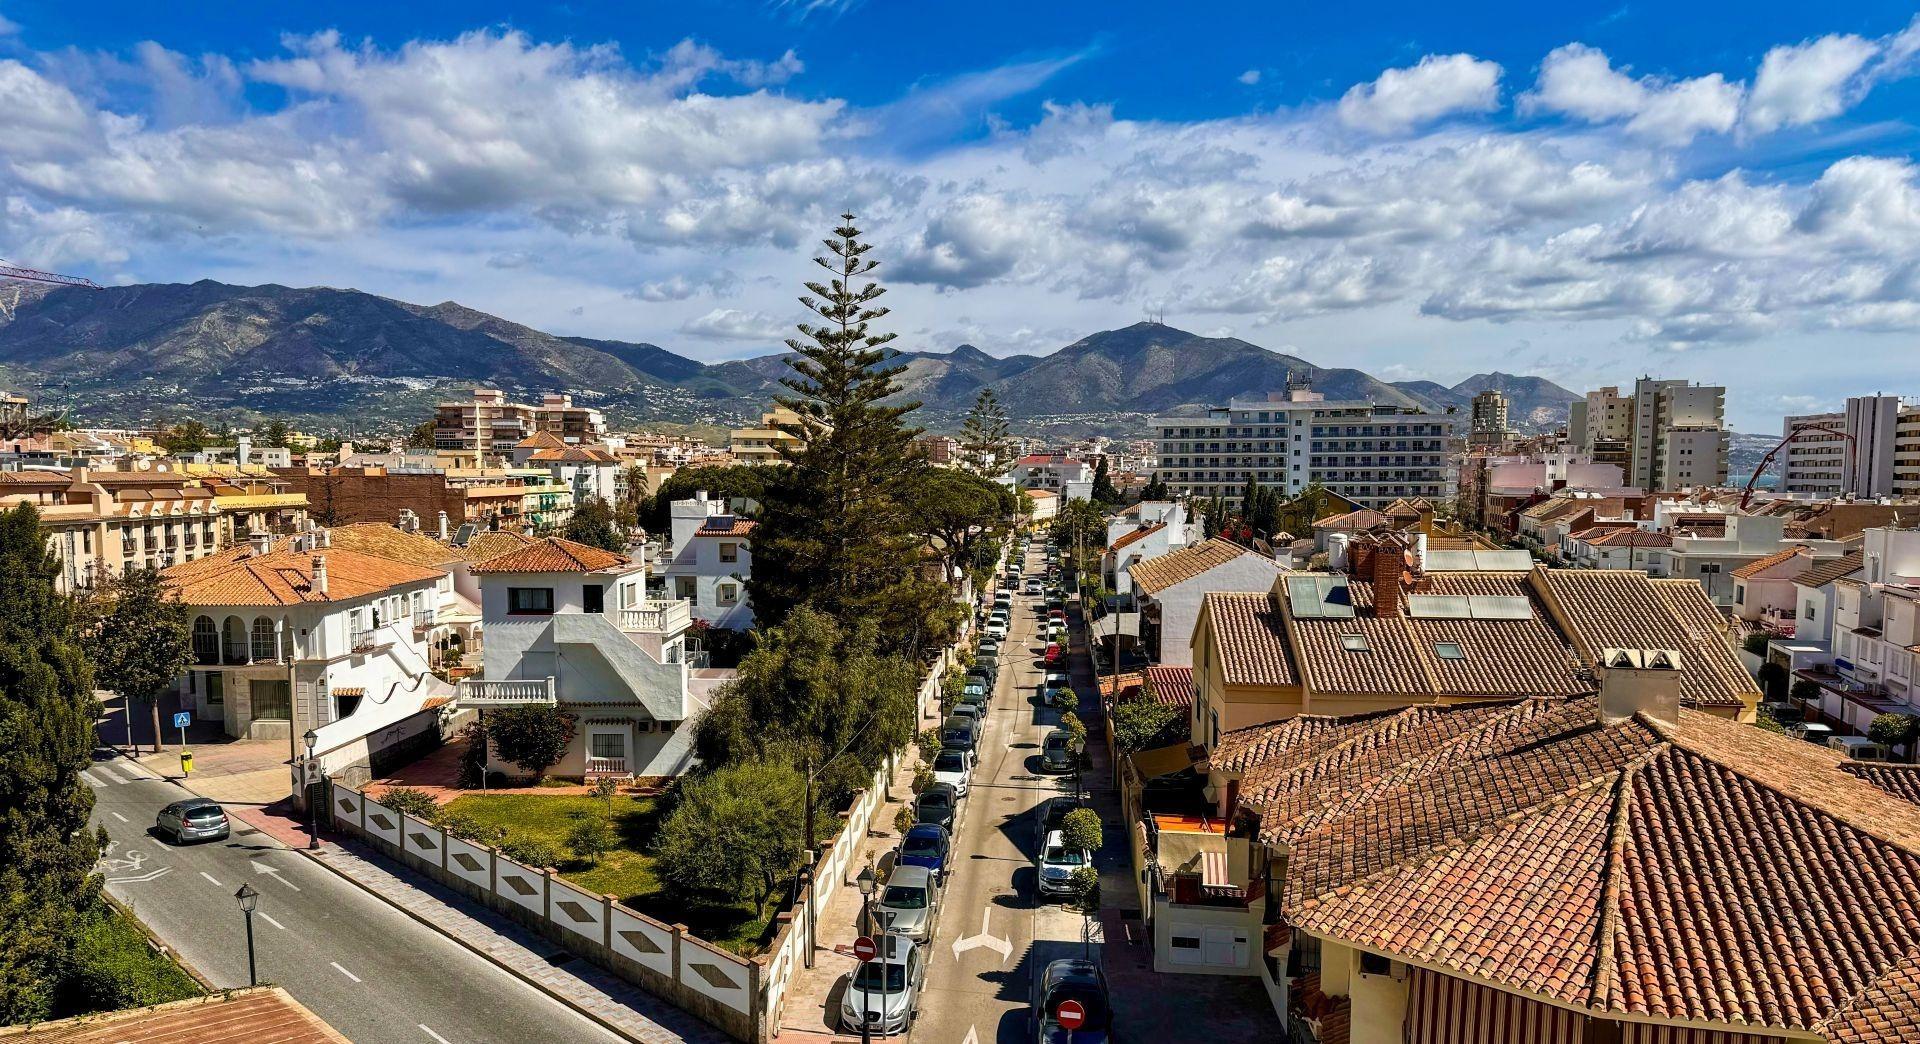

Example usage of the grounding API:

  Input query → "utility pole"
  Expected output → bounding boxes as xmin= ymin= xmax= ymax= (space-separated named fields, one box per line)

xmin=803 ymin=753 xmax=816 ymax=968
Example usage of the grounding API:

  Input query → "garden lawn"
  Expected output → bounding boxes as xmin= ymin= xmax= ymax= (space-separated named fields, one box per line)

xmin=439 ymin=792 xmax=776 ymax=954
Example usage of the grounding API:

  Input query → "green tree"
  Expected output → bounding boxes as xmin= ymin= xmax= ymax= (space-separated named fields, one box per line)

xmin=640 ymin=464 xmax=768 ymax=534
xmin=906 ymin=468 xmax=1016 ymax=584
xmin=616 ymin=464 xmax=650 ymax=531
xmin=567 ymin=818 xmax=616 ymax=866
xmin=404 ymin=420 xmax=437 ymax=451
xmin=256 ymin=419 xmax=292 ymax=449
xmin=1091 ymin=457 xmax=1120 ymax=505
xmin=79 ymin=565 xmax=191 ymax=754
xmin=1870 ymin=713 xmax=1920 ymax=759
xmin=1139 ymin=474 xmax=1170 ymax=502
xmin=0 ymin=504 xmax=106 ymax=1024
xmin=486 ymin=707 xmax=575 ymax=780
xmin=958 ymin=388 xmax=1012 ymax=476
xmin=653 ymin=760 xmax=806 ymax=904
xmin=1110 ymin=699 xmax=1187 ymax=754
xmin=1756 ymin=661 xmax=1788 ymax=701
xmin=751 ymin=212 xmax=926 ymax=632
xmin=561 ymin=495 xmax=626 ymax=553
xmin=1061 ymin=807 xmax=1103 ymax=853
xmin=156 ymin=420 xmax=211 ymax=455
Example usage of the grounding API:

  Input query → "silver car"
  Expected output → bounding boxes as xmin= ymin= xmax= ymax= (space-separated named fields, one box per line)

xmin=841 ymin=934 xmax=924 ymax=1036
xmin=876 ymin=864 xmax=939 ymax=941
xmin=156 ymin=798 xmax=230 ymax=844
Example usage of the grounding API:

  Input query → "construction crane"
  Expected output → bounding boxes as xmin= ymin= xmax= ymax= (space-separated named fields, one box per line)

xmin=1739 ymin=421 xmax=1857 ymax=510
xmin=0 ymin=258 xmax=102 ymax=319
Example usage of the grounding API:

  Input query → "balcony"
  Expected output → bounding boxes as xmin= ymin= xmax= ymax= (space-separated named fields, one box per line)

xmin=585 ymin=756 xmax=629 ymax=779
xmin=413 ymin=608 xmax=438 ymax=631
xmin=457 ymin=676 xmax=558 ymax=707
xmin=619 ymin=599 xmax=692 ymax=635
xmin=348 ymin=628 xmax=391 ymax=654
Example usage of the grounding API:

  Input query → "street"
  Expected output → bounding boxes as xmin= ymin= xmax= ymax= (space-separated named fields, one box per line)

xmin=909 ymin=541 xmax=1100 ymax=1044
xmin=84 ymin=754 xmax=628 ymax=1044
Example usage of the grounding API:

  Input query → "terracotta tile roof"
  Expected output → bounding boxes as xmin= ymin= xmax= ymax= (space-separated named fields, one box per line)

xmin=450 ymin=529 xmax=536 ymax=564
xmin=527 ymin=445 xmax=621 ymax=463
xmin=1107 ymin=521 xmax=1165 ymax=553
xmin=164 ymin=540 xmax=442 ymax=607
xmin=1843 ymin=763 xmax=1920 ymax=807
xmin=1097 ymin=672 xmax=1143 ymax=700
xmin=514 ymin=430 xmax=568 ymax=450
xmin=12 ymin=987 xmax=347 ymax=1043
xmin=1800 ymin=550 xmax=1867 ymax=589
xmin=1574 ymin=528 xmax=1671 ymax=548
xmin=1826 ymin=955 xmax=1920 ymax=1044
xmin=466 ymin=536 xmax=633 ymax=574
xmin=1024 ymin=488 xmax=1058 ymax=500
xmin=1312 ymin=508 xmax=1390 ymax=532
xmin=1532 ymin=569 xmax=1758 ymax=710
xmin=1130 ymin=537 xmax=1269 ymax=596
xmin=1201 ymin=592 xmax=1298 ymax=688
xmin=694 ymin=517 xmax=756 ymax=538
xmin=1141 ymin=665 xmax=1195 ymax=709
xmin=1731 ymin=545 xmax=1807 ymax=579
xmin=1239 ymin=697 xmax=1920 ymax=1035
xmin=323 ymin=523 xmax=463 ymax=569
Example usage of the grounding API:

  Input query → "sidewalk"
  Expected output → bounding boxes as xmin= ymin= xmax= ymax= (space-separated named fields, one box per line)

xmin=302 ymin=835 xmax=727 ymax=1044
xmin=770 ymin=761 xmax=920 ymax=1041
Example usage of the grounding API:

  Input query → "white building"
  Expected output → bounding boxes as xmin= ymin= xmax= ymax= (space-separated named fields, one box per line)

xmin=661 ymin=492 xmax=755 ymax=630
xmin=1651 ymin=513 xmax=1848 ymax=607
xmin=1127 ymin=537 xmax=1284 ymax=666
xmin=1781 ymin=394 xmax=1920 ymax=498
xmin=1785 ymin=529 xmax=1920 ymax=733
xmin=459 ymin=537 xmax=706 ymax=780
xmin=1628 ymin=378 xmax=1729 ymax=491
xmin=1154 ymin=383 xmax=1458 ymax=509
xmin=167 ymin=531 xmax=454 ymax=777
xmin=1011 ymin=454 xmax=1094 ymax=502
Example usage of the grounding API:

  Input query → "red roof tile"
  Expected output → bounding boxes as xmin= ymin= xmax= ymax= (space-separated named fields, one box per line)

xmin=466 ymin=536 xmax=632 ymax=574
xmin=1200 ymin=592 xmax=1299 ymax=687
xmin=164 ymin=540 xmax=442 ymax=606
xmin=1108 ymin=521 xmax=1166 ymax=553
xmin=1141 ymin=666 xmax=1195 ymax=709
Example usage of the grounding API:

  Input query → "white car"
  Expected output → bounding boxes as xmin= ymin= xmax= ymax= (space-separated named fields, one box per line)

xmin=840 ymin=934 xmax=924 ymax=1036
xmin=1037 ymin=829 xmax=1093 ymax=898
xmin=986 ymin=616 xmax=1009 ymax=639
xmin=1025 ymin=578 xmax=1043 ymax=595
xmin=931 ymin=748 xmax=971 ymax=797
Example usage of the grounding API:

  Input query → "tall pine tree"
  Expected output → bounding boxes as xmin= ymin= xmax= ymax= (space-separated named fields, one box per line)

xmin=958 ymin=388 xmax=1012 ymax=476
xmin=1091 ymin=457 xmax=1120 ymax=505
xmin=751 ymin=213 xmax=927 ymax=630
xmin=0 ymin=504 xmax=105 ymax=1022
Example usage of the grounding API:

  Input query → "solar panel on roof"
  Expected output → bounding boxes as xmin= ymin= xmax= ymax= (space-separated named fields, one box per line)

xmin=1466 ymin=595 xmax=1534 ymax=620
xmin=1472 ymin=551 xmax=1535 ymax=571
xmin=1422 ymin=550 xmax=1476 ymax=571
xmin=1405 ymin=594 xmax=1473 ymax=618
xmin=452 ymin=523 xmax=478 ymax=547
xmin=1286 ymin=575 xmax=1356 ymax=619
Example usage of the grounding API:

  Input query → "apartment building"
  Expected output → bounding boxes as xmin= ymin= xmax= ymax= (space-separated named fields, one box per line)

xmin=274 ymin=465 xmax=570 ymax=532
xmin=728 ymin=406 xmax=805 ymax=465
xmin=433 ymin=389 xmax=607 ymax=457
xmin=1011 ymin=453 xmax=1094 ymax=501
xmin=1127 ymin=537 xmax=1282 ymax=666
xmin=1631 ymin=377 xmax=1729 ymax=490
xmin=1154 ymin=385 xmax=1458 ymax=510
xmin=0 ymin=467 xmax=228 ymax=591
xmin=1782 ymin=394 xmax=1920 ymax=497
xmin=1566 ymin=385 xmax=1631 ymax=470
xmin=1465 ymin=388 xmax=1513 ymax=448
xmin=659 ymin=491 xmax=755 ymax=629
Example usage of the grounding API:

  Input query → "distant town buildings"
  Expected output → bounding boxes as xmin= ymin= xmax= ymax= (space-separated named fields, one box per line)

xmin=660 ymin=491 xmax=755 ymax=629
xmin=1011 ymin=453 xmax=1094 ymax=501
xmin=432 ymin=389 xmax=607 ymax=458
xmin=1572 ymin=377 xmax=1728 ymax=491
xmin=728 ymin=405 xmax=805 ymax=465
xmin=1782 ymin=394 xmax=1920 ymax=498
xmin=1466 ymin=388 xmax=1514 ymax=448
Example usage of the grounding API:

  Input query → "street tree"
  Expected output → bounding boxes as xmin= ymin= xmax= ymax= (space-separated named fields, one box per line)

xmin=1061 ymin=807 xmax=1103 ymax=853
xmin=751 ymin=212 xmax=926 ymax=631
xmin=906 ymin=468 xmax=1016 ymax=583
xmin=561 ymin=495 xmax=626 ymax=553
xmin=1110 ymin=699 xmax=1187 ymax=754
xmin=653 ymin=760 xmax=806 ymax=905
xmin=958 ymin=388 xmax=1012 ymax=476
xmin=0 ymin=504 xmax=106 ymax=1023
xmin=616 ymin=464 xmax=650 ymax=532
xmin=79 ymin=566 xmax=192 ymax=754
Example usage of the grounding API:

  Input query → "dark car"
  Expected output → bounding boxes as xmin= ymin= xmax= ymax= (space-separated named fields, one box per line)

xmin=1031 ymin=958 xmax=1111 ymax=1043
xmin=897 ymin=823 xmax=952 ymax=881
xmin=915 ymin=784 xmax=958 ymax=830
xmin=155 ymin=797 xmax=230 ymax=844
xmin=1033 ymin=796 xmax=1079 ymax=851
xmin=941 ymin=713 xmax=982 ymax=750
xmin=1040 ymin=729 xmax=1075 ymax=774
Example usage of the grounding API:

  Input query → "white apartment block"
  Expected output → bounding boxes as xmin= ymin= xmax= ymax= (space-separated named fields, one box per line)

xmin=1629 ymin=378 xmax=1728 ymax=490
xmin=1154 ymin=386 xmax=1458 ymax=509
xmin=1782 ymin=394 xmax=1920 ymax=498
xmin=1804 ymin=528 xmax=1920 ymax=732
xmin=434 ymin=389 xmax=607 ymax=456
xmin=1012 ymin=454 xmax=1094 ymax=502
xmin=662 ymin=491 xmax=756 ymax=630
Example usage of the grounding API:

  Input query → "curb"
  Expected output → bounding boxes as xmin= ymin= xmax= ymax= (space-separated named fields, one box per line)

xmin=292 ymin=842 xmax=661 ymax=1044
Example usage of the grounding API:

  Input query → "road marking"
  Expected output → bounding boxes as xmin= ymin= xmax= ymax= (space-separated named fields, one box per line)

xmin=110 ymin=811 xmax=129 ymax=823
xmin=330 ymin=961 xmax=361 ymax=983
xmin=92 ymin=765 xmax=126 ymax=784
xmin=80 ymin=770 xmax=105 ymax=787
xmin=419 ymin=1025 xmax=452 ymax=1044
xmin=951 ymin=908 xmax=1012 ymax=964
xmin=252 ymin=860 xmax=302 ymax=891
xmin=199 ymin=871 xmax=223 ymax=886
xmin=108 ymin=866 xmax=173 ymax=884
xmin=961 ymin=1028 xmax=979 ymax=1044
xmin=258 ymin=911 xmax=287 ymax=930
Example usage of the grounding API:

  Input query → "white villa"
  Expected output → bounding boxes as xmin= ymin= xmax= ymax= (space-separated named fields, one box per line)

xmin=660 ymin=491 xmax=756 ymax=630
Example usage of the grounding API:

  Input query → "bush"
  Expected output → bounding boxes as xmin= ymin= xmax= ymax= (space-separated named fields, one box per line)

xmin=378 ymin=787 xmax=441 ymax=822
xmin=654 ymin=760 xmax=806 ymax=904
xmin=1742 ymin=632 xmax=1770 ymax=656
xmin=1110 ymin=699 xmax=1186 ymax=755
xmin=912 ymin=766 xmax=934 ymax=795
xmin=893 ymin=805 xmax=916 ymax=836
xmin=1870 ymin=713 xmax=1920 ymax=751
xmin=1061 ymin=807 xmax=1103 ymax=853
xmin=1790 ymin=679 xmax=1822 ymax=703
xmin=435 ymin=809 xmax=507 ymax=848
xmin=455 ymin=722 xmax=488 ymax=790
xmin=567 ymin=819 xmax=617 ymax=865
xmin=915 ymin=728 xmax=942 ymax=764
xmin=488 ymin=707 xmax=576 ymax=780
xmin=52 ymin=905 xmax=201 ymax=1016
xmin=1066 ymin=865 xmax=1100 ymax=912
xmin=1060 ymin=711 xmax=1088 ymax=752
xmin=501 ymin=837 xmax=564 ymax=869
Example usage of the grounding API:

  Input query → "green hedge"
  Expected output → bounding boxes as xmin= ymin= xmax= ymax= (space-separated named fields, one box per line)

xmin=52 ymin=904 xmax=201 ymax=1018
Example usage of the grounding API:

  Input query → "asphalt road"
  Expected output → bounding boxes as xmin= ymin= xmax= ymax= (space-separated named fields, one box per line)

xmin=912 ymin=541 xmax=1097 ymax=1044
xmin=84 ymin=755 xmax=628 ymax=1044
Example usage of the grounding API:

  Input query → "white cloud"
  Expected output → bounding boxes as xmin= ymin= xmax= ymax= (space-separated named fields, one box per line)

xmin=678 ymin=307 xmax=788 ymax=341
xmin=1522 ymin=44 xmax=1740 ymax=145
xmin=1745 ymin=33 xmax=1878 ymax=133
xmin=1238 ymin=69 xmax=1261 ymax=86
xmin=1337 ymin=53 xmax=1502 ymax=135
xmin=629 ymin=271 xmax=740 ymax=301
xmin=0 ymin=11 xmax=21 ymax=35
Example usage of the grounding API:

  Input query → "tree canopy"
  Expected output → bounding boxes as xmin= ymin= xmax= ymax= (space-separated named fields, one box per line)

xmin=79 ymin=566 xmax=192 ymax=754
xmin=561 ymin=495 xmax=626 ymax=553
xmin=652 ymin=760 xmax=806 ymax=904
xmin=958 ymin=389 xmax=1012 ymax=476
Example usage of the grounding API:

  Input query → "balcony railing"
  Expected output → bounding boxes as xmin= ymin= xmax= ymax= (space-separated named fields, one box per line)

xmin=413 ymin=609 xmax=438 ymax=631
xmin=619 ymin=599 xmax=691 ymax=634
xmin=585 ymin=756 xmax=629 ymax=778
xmin=457 ymin=676 xmax=558 ymax=707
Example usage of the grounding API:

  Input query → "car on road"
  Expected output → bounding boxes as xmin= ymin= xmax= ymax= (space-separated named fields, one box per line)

xmin=1040 ymin=729 xmax=1076 ymax=773
xmin=915 ymin=783 xmax=959 ymax=831
xmin=841 ymin=933 xmax=925 ymax=1036
xmin=1037 ymin=830 xmax=1092 ymax=899
xmin=951 ymin=702 xmax=986 ymax=733
xmin=1031 ymin=958 xmax=1112 ymax=1043
xmin=976 ymin=639 xmax=1001 ymax=660
xmin=1043 ymin=642 xmax=1062 ymax=665
xmin=155 ymin=797 xmax=230 ymax=844
xmin=1033 ymin=796 xmax=1080 ymax=851
xmin=986 ymin=616 xmax=1009 ymax=640
xmin=1047 ymin=623 xmax=1067 ymax=643
xmin=897 ymin=823 xmax=952 ymax=882
xmin=1025 ymin=578 xmax=1044 ymax=595
xmin=876 ymin=864 xmax=940 ymax=941
xmin=931 ymin=748 xmax=972 ymax=797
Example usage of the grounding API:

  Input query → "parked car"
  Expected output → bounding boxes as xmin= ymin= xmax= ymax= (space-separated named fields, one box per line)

xmin=1025 ymin=578 xmax=1044 ymax=595
xmin=897 ymin=823 xmax=952 ymax=882
xmin=941 ymin=716 xmax=979 ymax=761
xmin=1040 ymin=729 xmax=1075 ymax=773
xmin=952 ymin=703 xmax=985 ymax=732
xmin=877 ymin=864 xmax=940 ymax=941
xmin=1044 ymin=643 xmax=1063 ymax=665
xmin=915 ymin=783 xmax=959 ymax=831
xmin=155 ymin=797 xmax=229 ymax=844
xmin=1033 ymin=796 xmax=1079 ymax=851
xmin=962 ymin=680 xmax=990 ymax=703
xmin=931 ymin=748 xmax=972 ymax=797
xmin=986 ymin=617 xmax=1009 ymax=640
xmin=958 ymin=689 xmax=990 ymax=716
xmin=1039 ymin=673 xmax=1073 ymax=708
xmin=1031 ymin=958 xmax=1112 ymax=1043
xmin=976 ymin=639 xmax=1001 ymax=660
xmin=841 ymin=933 xmax=925 ymax=1036
xmin=1037 ymin=829 xmax=1092 ymax=899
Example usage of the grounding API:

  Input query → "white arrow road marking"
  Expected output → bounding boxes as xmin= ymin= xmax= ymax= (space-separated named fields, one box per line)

xmin=961 ymin=1027 xmax=979 ymax=1044
xmin=252 ymin=860 xmax=302 ymax=891
xmin=107 ymin=866 xmax=173 ymax=884
xmin=330 ymin=961 xmax=361 ymax=983
xmin=419 ymin=1025 xmax=452 ymax=1044
xmin=199 ymin=871 xmax=222 ymax=887
xmin=951 ymin=908 xmax=1012 ymax=964
xmin=258 ymin=911 xmax=287 ymax=930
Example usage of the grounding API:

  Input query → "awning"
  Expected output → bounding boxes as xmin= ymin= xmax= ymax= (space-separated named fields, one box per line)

xmin=1199 ymin=850 xmax=1232 ymax=889
xmin=1131 ymin=741 xmax=1200 ymax=782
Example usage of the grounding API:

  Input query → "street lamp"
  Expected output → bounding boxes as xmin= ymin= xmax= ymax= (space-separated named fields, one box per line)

xmin=1070 ymin=735 xmax=1086 ymax=803
xmin=234 ymin=883 xmax=260 ymax=987
xmin=855 ymin=865 xmax=878 ymax=1044
xmin=302 ymin=728 xmax=321 ymax=851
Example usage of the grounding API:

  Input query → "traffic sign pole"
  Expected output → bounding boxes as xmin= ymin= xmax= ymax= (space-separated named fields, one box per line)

xmin=173 ymin=712 xmax=192 ymax=775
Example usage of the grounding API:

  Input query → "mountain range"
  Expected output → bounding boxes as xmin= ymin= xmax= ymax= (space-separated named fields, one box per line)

xmin=0 ymin=279 xmax=1579 ymax=434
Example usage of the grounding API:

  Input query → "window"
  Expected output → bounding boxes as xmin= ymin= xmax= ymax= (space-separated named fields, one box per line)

xmin=1433 ymin=642 xmax=1466 ymax=661
xmin=249 ymin=679 xmax=291 ymax=722
xmin=719 ymin=542 xmax=739 ymax=563
xmin=1340 ymin=633 xmax=1370 ymax=652
xmin=582 ymin=584 xmax=605 ymax=614
xmin=192 ymin=616 xmax=219 ymax=665
xmin=718 ymin=582 xmax=738 ymax=606
xmin=590 ymin=732 xmax=626 ymax=759
xmin=508 ymin=587 xmax=555 ymax=614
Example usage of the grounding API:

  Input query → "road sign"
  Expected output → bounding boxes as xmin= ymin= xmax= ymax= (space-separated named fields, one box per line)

xmin=851 ymin=935 xmax=879 ymax=962
xmin=1055 ymin=999 xmax=1087 ymax=1031
xmin=172 ymin=711 xmax=191 ymax=728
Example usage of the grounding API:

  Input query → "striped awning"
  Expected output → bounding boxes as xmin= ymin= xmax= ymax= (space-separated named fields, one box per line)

xmin=1200 ymin=850 xmax=1231 ymax=889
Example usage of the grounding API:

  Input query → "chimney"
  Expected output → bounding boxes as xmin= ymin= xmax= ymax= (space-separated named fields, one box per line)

xmin=248 ymin=530 xmax=273 ymax=557
xmin=437 ymin=510 xmax=450 ymax=541
xmin=311 ymin=554 xmax=328 ymax=597
xmin=1371 ymin=536 xmax=1406 ymax=617
xmin=1597 ymin=648 xmax=1684 ymax=726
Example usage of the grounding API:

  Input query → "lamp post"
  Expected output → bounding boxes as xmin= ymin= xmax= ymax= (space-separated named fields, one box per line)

xmin=1070 ymin=735 xmax=1086 ymax=803
xmin=234 ymin=883 xmax=260 ymax=987
xmin=855 ymin=865 xmax=877 ymax=1044
xmin=302 ymin=728 xmax=321 ymax=850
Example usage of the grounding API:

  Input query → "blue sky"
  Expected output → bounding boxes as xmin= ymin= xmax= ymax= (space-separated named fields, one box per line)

xmin=2 ymin=1 xmax=1919 ymax=430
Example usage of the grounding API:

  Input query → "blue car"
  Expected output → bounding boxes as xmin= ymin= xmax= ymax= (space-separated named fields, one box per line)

xmin=897 ymin=823 xmax=952 ymax=882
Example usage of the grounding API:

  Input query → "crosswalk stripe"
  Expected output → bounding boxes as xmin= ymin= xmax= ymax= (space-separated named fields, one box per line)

xmin=93 ymin=765 xmax=128 ymax=784
xmin=80 ymin=770 xmax=105 ymax=787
